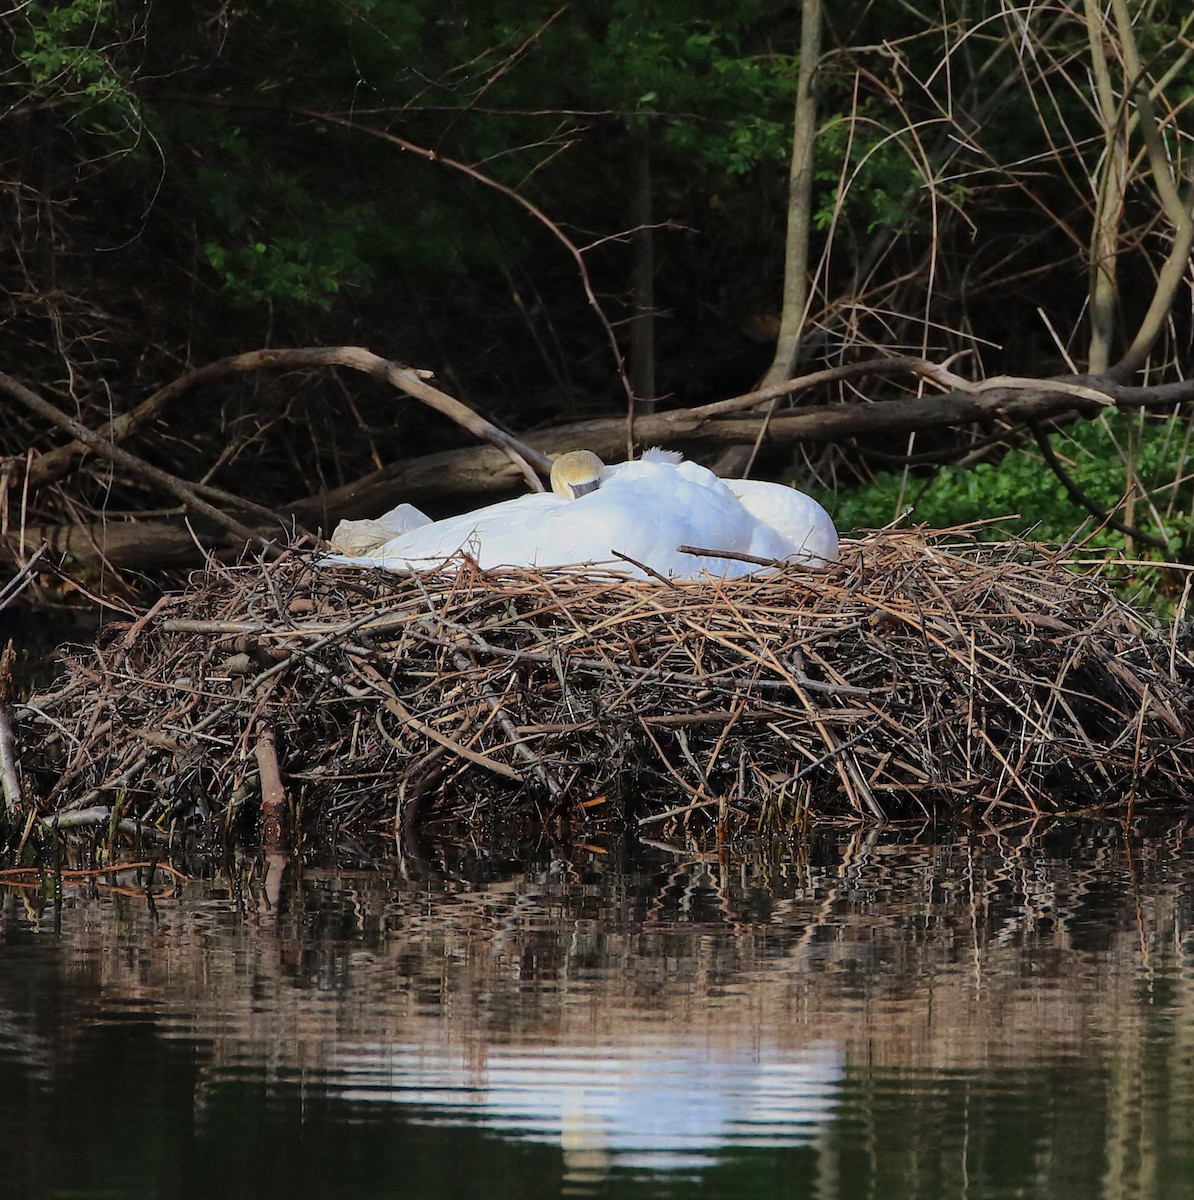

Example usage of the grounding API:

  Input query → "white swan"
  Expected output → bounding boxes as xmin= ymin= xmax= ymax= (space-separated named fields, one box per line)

xmin=324 ymin=449 xmax=837 ymax=580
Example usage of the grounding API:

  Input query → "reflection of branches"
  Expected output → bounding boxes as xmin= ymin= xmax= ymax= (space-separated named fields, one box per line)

xmin=1029 ymin=422 xmax=1168 ymax=550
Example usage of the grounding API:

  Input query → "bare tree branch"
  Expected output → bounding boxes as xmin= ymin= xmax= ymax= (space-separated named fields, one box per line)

xmin=1113 ymin=186 xmax=1194 ymax=378
xmin=1082 ymin=0 xmax=1127 ymax=373
xmin=24 ymin=346 xmax=552 ymax=493
xmin=0 ymin=370 xmax=289 ymax=552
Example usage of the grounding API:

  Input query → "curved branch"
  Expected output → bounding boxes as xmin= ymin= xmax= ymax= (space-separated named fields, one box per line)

xmin=1082 ymin=0 xmax=1128 ymax=374
xmin=290 ymin=109 xmax=635 ymax=451
xmin=1030 ymin=423 xmax=1168 ymax=550
xmin=24 ymin=346 xmax=553 ymax=493
xmin=141 ymin=90 xmax=636 ymax=448
xmin=1112 ymin=185 xmax=1194 ymax=379
xmin=9 ymin=359 xmax=1194 ymax=571
xmin=761 ymin=0 xmax=822 ymax=387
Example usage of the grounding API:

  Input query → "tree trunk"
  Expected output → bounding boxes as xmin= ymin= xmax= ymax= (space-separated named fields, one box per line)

xmin=761 ymin=0 xmax=822 ymax=387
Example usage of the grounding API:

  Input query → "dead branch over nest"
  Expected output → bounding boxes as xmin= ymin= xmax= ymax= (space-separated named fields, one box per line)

xmin=11 ymin=529 xmax=1194 ymax=842
xmin=4 ymin=347 xmax=1193 ymax=573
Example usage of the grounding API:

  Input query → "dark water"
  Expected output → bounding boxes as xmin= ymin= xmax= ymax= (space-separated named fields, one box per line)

xmin=2 ymin=824 xmax=1194 ymax=1198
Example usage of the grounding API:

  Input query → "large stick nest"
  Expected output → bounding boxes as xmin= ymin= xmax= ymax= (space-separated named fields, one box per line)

xmin=16 ymin=529 xmax=1194 ymax=839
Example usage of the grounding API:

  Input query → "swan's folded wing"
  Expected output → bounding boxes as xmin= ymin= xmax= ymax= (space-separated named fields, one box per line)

xmin=728 ymin=481 xmax=839 ymax=564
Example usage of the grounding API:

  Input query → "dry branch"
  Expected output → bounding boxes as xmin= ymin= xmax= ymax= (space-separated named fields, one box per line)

xmin=0 ymin=643 xmax=21 ymax=816
xmin=6 ymin=351 xmax=1194 ymax=573
xmin=19 ymin=346 xmax=552 ymax=493
xmin=0 ymin=369 xmax=286 ymax=551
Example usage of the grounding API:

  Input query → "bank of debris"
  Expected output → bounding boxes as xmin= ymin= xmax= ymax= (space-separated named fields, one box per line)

xmin=12 ymin=528 xmax=1193 ymax=843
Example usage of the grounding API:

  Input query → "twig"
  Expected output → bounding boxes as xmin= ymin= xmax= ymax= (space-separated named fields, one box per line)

xmin=40 ymin=805 xmax=164 ymax=839
xmin=0 ymin=546 xmax=48 ymax=610
xmin=24 ymin=346 xmax=552 ymax=494
xmin=1030 ymin=423 xmax=1169 ymax=550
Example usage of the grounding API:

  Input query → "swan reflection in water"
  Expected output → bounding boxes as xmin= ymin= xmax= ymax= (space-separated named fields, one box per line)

xmin=327 ymin=448 xmax=838 ymax=581
xmin=323 ymin=1036 xmax=845 ymax=1179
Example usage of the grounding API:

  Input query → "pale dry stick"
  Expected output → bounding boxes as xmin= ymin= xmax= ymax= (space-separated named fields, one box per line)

xmin=634 ymin=792 xmax=721 ymax=829
xmin=51 ymin=607 xmax=386 ymax=817
xmin=39 ymin=806 xmax=162 ymax=839
xmin=1115 ymin=187 xmax=1194 ymax=376
xmin=1082 ymin=0 xmax=1129 ymax=374
xmin=672 ymin=727 xmax=713 ymax=796
xmin=973 ymin=723 xmax=1044 ymax=816
xmin=915 ymin=361 xmax=1117 ymax=406
xmin=745 ymin=634 xmax=884 ymax=821
xmin=636 ymin=719 xmax=708 ymax=807
xmin=0 ymin=707 xmax=20 ymax=817
xmin=0 ymin=545 xmax=48 ymax=610
xmin=254 ymin=723 xmax=290 ymax=850
xmin=1170 ymin=573 xmax=1193 ymax=679
xmin=761 ymin=0 xmax=822 ymax=388
xmin=394 ymin=613 xmax=865 ymax=697
xmin=1109 ymin=0 xmax=1188 ymax=227
xmin=1021 ymin=611 xmax=1185 ymax=737
xmin=0 ymin=641 xmax=21 ymax=816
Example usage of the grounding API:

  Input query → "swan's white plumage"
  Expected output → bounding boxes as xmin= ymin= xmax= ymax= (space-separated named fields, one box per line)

xmin=324 ymin=448 xmax=838 ymax=580
xmin=724 ymin=479 xmax=839 ymax=565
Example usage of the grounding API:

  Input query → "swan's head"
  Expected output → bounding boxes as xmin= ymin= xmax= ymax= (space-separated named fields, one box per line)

xmin=550 ymin=450 xmax=604 ymax=499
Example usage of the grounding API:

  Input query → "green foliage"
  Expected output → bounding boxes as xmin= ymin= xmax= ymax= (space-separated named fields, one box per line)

xmin=806 ymin=413 xmax=1194 ymax=619
xmin=201 ymin=232 xmax=364 ymax=311
xmin=9 ymin=0 xmax=1194 ymax=555
xmin=15 ymin=0 xmax=139 ymax=140
xmin=818 ymin=413 xmax=1193 ymax=608
xmin=828 ymin=414 xmax=1189 ymax=543
xmin=814 ymin=109 xmax=928 ymax=234
xmin=188 ymin=123 xmax=374 ymax=310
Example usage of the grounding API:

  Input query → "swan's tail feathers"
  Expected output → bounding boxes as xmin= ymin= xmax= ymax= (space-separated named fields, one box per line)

xmin=640 ymin=447 xmax=684 ymax=465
